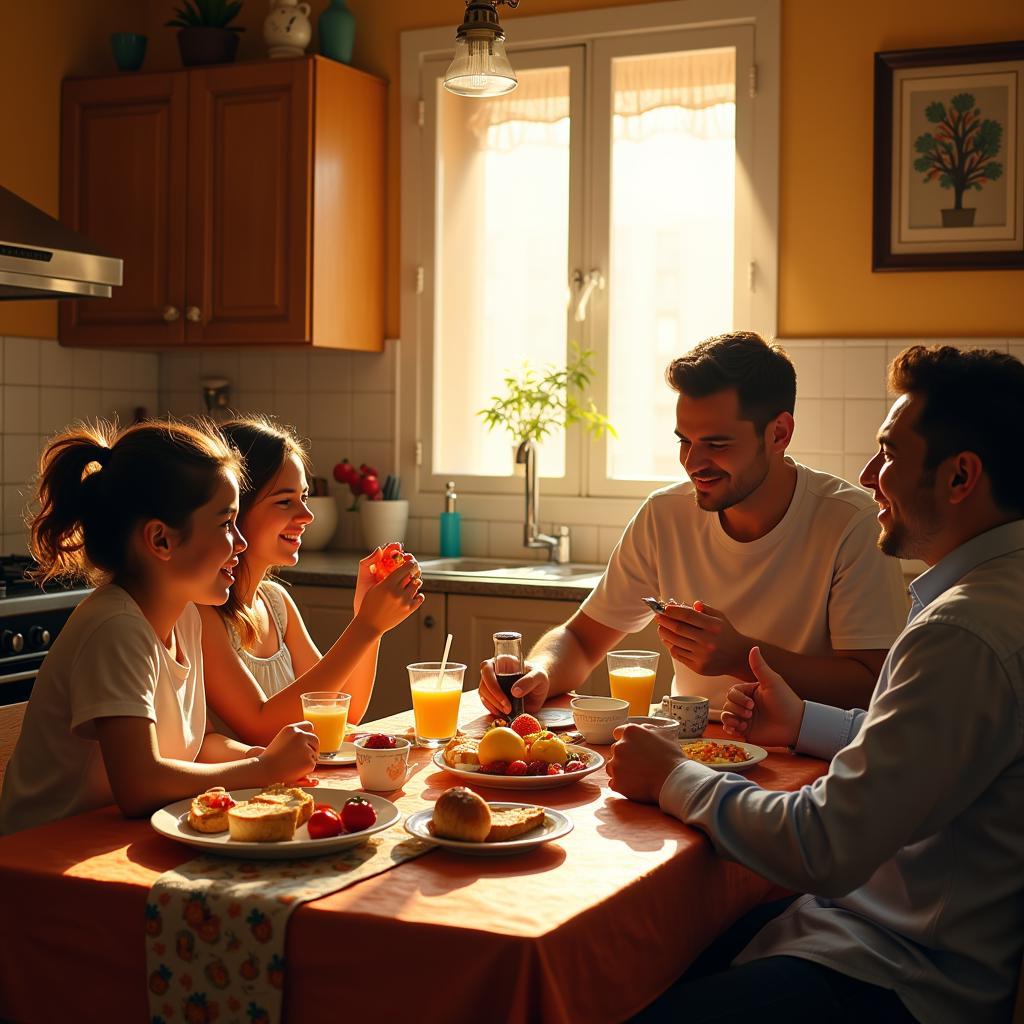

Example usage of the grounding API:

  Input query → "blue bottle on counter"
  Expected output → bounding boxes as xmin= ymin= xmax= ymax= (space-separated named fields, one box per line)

xmin=439 ymin=480 xmax=461 ymax=557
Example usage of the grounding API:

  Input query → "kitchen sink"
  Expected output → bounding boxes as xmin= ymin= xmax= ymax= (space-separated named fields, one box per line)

xmin=418 ymin=557 xmax=604 ymax=582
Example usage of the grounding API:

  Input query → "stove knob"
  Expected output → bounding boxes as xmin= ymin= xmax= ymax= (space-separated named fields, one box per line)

xmin=2 ymin=631 xmax=25 ymax=654
xmin=29 ymin=627 xmax=51 ymax=649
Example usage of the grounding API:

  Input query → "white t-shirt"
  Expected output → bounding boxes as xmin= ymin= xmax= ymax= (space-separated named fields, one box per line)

xmin=581 ymin=461 xmax=908 ymax=712
xmin=0 ymin=585 xmax=206 ymax=834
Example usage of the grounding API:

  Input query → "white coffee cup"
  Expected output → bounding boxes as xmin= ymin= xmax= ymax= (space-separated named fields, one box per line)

xmin=659 ymin=695 xmax=710 ymax=738
xmin=626 ymin=715 xmax=680 ymax=739
xmin=354 ymin=736 xmax=411 ymax=790
xmin=571 ymin=696 xmax=629 ymax=744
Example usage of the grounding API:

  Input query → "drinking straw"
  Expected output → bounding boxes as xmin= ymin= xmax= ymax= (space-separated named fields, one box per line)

xmin=437 ymin=632 xmax=453 ymax=688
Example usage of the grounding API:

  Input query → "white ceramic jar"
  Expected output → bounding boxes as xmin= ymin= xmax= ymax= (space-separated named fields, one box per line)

xmin=263 ymin=0 xmax=312 ymax=59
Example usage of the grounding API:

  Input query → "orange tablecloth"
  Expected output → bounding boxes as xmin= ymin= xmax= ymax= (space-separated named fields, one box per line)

xmin=0 ymin=696 xmax=826 ymax=1024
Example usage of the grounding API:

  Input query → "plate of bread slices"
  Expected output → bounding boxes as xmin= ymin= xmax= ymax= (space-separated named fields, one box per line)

xmin=150 ymin=784 xmax=400 ymax=859
xmin=404 ymin=787 xmax=572 ymax=856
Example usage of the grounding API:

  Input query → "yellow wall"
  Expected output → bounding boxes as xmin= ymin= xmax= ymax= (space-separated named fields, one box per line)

xmin=6 ymin=1 xmax=1021 ymax=340
xmin=0 ymin=0 xmax=142 ymax=339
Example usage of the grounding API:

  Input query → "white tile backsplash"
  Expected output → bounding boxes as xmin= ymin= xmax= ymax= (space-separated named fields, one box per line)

xmin=0 ymin=338 xmax=159 ymax=552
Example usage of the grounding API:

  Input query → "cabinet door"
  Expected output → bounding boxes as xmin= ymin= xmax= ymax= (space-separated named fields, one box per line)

xmin=288 ymin=585 xmax=445 ymax=723
xmin=186 ymin=60 xmax=311 ymax=344
xmin=60 ymin=73 xmax=188 ymax=345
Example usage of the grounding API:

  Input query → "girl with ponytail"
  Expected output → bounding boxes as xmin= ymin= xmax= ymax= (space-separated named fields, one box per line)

xmin=199 ymin=415 xmax=423 ymax=746
xmin=0 ymin=419 xmax=319 ymax=835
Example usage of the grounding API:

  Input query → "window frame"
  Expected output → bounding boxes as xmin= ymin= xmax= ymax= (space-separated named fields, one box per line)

xmin=399 ymin=0 xmax=779 ymax=525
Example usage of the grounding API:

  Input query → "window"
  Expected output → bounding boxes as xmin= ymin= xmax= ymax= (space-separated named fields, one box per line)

xmin=401 ymin=1 xmax=779 ymax=509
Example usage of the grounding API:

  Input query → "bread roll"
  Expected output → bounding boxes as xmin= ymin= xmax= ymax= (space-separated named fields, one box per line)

xmin=187 ymin=787 xmax=235 ymax=834
xmin=430 ymin=787 xmax=491 ymax=842
xmin=227 ymin=801 xmax=296 ymax=842
xmin=442 ymin=736 xmax=480 ymax=768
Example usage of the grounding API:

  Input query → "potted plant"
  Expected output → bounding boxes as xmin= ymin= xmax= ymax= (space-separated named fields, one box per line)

xmin=478 ymin=344 xmax=616 ymax=472
xmin=333 ymin=461 xmax=408 ymax=549
xmin=166 ymin=0 xmax=245 ymax=67
xmin=913 ymin=92 xmax=1004 ymax=228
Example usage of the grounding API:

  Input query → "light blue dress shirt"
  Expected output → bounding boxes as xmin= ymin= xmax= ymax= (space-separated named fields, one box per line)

xmin=659 ymin=519 xmax=1024 ymax=1023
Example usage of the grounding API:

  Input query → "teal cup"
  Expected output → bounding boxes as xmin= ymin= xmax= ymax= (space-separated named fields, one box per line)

xmin=111 ymin=33 xmax=147 ymax=72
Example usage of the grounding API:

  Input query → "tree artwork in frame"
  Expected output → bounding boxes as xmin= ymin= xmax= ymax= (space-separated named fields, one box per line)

xmin=872 ymin=40 xmax=1024 ymax=270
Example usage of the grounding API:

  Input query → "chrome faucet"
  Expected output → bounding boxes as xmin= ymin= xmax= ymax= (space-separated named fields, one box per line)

xmin=515 ymin=439 xmax=570 ymax=563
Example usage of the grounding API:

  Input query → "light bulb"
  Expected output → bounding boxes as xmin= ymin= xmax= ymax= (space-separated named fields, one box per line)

xmin=444 ymin=31 xmax=517 ymax=97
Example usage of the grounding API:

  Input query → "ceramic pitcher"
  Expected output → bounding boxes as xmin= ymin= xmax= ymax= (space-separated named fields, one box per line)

xmin=264 ymin=0 xmax=312 ymax=59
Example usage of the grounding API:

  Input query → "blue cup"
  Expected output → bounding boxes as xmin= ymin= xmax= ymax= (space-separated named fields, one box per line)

xmin=111 ymin=33 xmax=147 ymax=72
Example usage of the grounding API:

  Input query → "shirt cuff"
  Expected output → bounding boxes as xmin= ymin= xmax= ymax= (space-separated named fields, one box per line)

xmin=658 ymin=758 xmax=718 ymax=819
xmin=795 ymin=701 xmax=857 ymax=760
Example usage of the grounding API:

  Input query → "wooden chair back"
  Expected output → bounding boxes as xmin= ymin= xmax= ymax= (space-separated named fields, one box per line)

xmin=0 ymin=702 xmax=27 ymax=791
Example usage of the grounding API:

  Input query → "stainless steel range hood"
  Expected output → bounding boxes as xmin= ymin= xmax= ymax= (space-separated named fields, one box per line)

xmin=0 ymin=186 xmax=122 ymax=300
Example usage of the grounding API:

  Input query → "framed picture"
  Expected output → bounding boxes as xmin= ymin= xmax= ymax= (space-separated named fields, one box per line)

xmin=873 ymin=40 xmax=1024 ymax=271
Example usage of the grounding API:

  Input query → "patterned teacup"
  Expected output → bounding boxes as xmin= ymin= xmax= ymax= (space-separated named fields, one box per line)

xmin=354 ymin=736 xmax=411 ymax=791
xmin=659 ymin=695 xmax=710 ymax=738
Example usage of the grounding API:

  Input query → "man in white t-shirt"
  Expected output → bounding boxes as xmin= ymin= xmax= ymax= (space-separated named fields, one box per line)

xmin=479 ymin=332 xmax=907 ymax=717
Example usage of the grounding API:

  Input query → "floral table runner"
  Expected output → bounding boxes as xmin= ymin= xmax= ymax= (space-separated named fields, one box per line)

xmin=145 ymin=791 xmax=430 ymax=1024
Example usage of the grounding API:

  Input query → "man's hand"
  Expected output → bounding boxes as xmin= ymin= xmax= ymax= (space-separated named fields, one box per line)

xmin=656 ymin=600 xmax=755 ymax=679
xmin=607 ymin=723 xmax=686 ymax=804
xmin=478 ymin=659 xmax=549 ymax=716
xmin=721 ymin=646 xmax=804 ymax=747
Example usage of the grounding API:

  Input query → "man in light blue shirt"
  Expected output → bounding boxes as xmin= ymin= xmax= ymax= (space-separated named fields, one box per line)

xmin=610 ymin=345 xmax=1024 ymax=1023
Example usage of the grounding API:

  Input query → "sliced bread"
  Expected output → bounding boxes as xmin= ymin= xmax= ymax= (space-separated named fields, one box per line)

xmin=227 ymin=800 xmax=296 ymax=843
xmin=252 ymin=784 xmax=313 ymax=826
xmin=486 ymin=806 xmax=546 ymax=842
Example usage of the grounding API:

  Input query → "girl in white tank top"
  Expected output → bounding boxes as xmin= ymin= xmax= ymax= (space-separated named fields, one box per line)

xmin=200 ymin=416 xmax=425 ymax=748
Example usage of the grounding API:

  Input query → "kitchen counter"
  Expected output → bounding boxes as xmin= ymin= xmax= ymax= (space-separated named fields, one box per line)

xmin=278 ymin=551 xmax=604 ymax=601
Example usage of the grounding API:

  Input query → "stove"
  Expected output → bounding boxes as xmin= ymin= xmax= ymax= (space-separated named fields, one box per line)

xmin=0 ymin=555 xmax=90 ymax=705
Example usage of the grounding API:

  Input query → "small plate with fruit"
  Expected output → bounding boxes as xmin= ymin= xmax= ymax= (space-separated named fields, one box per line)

xmin=151 ymin=786 xmax=400 ymax=859
xmin=434 ymin=714 xmax=604 ymax=790
xmin=406 ymin=788 xmax=572 ymax=856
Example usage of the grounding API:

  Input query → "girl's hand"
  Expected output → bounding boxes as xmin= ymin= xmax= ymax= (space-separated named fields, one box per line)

xmin=258 ymin=721 xmax=319 ymax=781
xmin=354 ymin=558 xmax=424 ymax=634
xmin=353 ymin=548 xmax=381 ymax=614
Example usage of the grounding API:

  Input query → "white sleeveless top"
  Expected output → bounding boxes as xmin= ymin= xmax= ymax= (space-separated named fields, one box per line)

xmin=230 ymin=581 xmax=296 ymax=698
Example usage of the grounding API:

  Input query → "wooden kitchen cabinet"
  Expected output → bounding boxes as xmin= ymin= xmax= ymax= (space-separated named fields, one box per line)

xmin=289 ymin=585 xmax=445 ymax=721
xmin=60 ymin=56 xmax=384 ymax=350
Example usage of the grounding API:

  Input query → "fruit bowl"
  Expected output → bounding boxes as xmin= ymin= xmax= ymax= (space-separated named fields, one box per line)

xmin=432 ymin=745 xmax=604 ymax=790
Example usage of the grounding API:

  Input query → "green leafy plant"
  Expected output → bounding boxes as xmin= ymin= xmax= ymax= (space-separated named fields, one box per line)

xmin=913 ymin=93 xmax=1003 ymax=210
xmin=166 ymin=0 xmax=246 ymax=31
xmin=478 ymin=344 xmax=616 ymax=445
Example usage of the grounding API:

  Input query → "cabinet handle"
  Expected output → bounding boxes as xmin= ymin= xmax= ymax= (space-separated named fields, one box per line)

xmin=162 ymin=305 xmax=180 ymax=322
xmin=423 ymin=615 xmax=436 ymax=628
xmin=186 ymin=306 xmax=203 ymax=323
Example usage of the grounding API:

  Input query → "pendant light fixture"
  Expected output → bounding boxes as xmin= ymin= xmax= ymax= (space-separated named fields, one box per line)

xmin=443 ymin=0 xmax=520 ymax=98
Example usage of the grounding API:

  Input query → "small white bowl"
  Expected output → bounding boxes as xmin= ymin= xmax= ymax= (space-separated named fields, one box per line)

xmin=353 ymin=735 xmax=412 ymax=791
xmin=571 ymin=696 xmax=630 ymax=745
xmin=626 ymin=715 xmax=680 ymax=739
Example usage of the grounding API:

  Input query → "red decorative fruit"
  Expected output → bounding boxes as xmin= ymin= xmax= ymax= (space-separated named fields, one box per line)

xmin=308 ymin=806 xmax=343 ymax=840
xmin=509 ymin=713 xmax=542 ymax=738
xmin=364 ymin=733 xmax=397 ymax=749
xmin=333 ymin=460 xmax=357 ymax=484
xmin=506 ymin=760 xmax=528 ymax=776
xmin=341 ymin=796 xmax=377 ymax=832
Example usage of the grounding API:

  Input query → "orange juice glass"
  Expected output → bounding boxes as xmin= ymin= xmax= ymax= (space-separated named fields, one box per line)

xmin=607 ymin=651 xmax=659 ymax=718
xmin=300 ymin=692 xmax=350 ymax=759
xmin=408 ymin=662 xmax=466 ymax=748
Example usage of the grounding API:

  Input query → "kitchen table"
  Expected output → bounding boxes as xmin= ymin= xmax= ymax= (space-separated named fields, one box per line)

xmin=0 ymin=694 xmax=826 ymax=1024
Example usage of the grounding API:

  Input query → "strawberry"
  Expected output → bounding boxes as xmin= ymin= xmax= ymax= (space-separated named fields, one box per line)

xmin=506 ymin=760 xmax=528 ymax=776
xmin=564 ymin=760 xmax=586 ymax=773
xmin=509 ymin=713 xmax=542 ymax=738
xmin=341 ymin=795 xmax=377 ymax=832
xmin=149 ymin=965 xmax=172 ymax=996
xmin=363 ymin=733 xmax=397 ymax=749
xmin=205 ymin=960 xmax=230 ymax=989
xmin=527 ymin=760 xmax=547 ymax=776
xmin=480 ymin=761 xmax=508 ymax=776
xmin=239 ymin=956 xmax=259 ymax=981
xmin=546 ymin=763 xmax=564 ymax=775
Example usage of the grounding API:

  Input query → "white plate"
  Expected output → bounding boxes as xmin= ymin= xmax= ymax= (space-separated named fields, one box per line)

xmin=150 ymin=787 xmax=400 ymax=859
xmin=679 ymin=738 xmax=768 ymax=772
xmin=432 ymin=744 xmax=604 ymax=790
xmin=535 ymin=707 xmax=574 ymax=729
xmin=404 ymin=803 xmax=573 ymax=856
xmin=316 ymin=741 xmax=357 ymax=767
